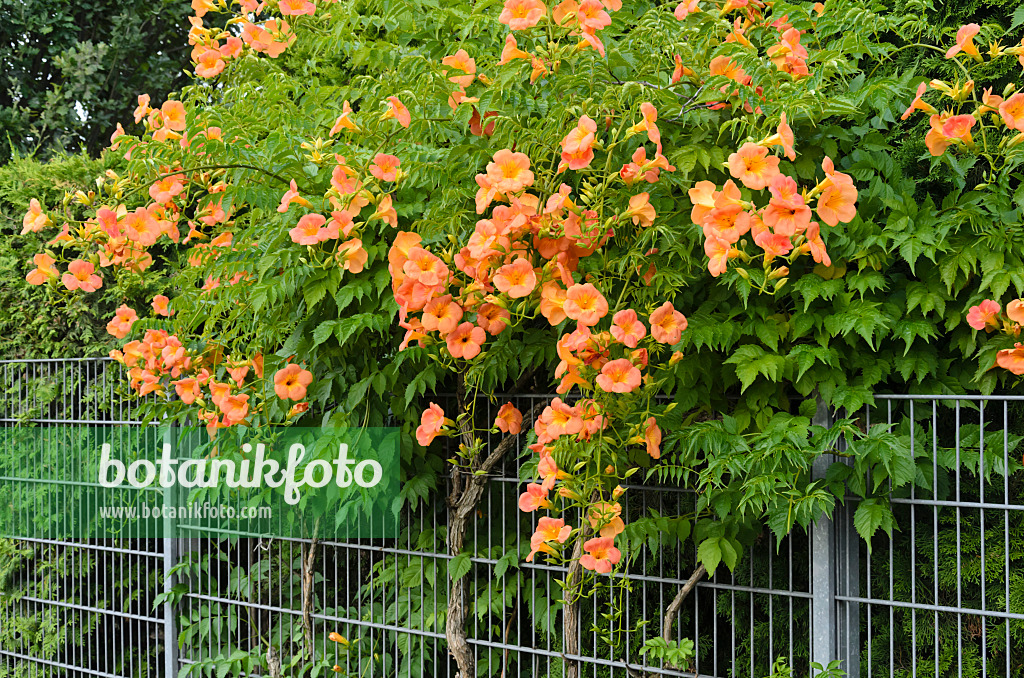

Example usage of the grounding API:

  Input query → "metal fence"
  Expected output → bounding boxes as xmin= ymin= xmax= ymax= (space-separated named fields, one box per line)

xmin=0 ymin=358 xmax=1022 ymax=678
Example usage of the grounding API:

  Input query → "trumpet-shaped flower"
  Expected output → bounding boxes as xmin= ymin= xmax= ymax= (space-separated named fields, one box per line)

xmin=171 ymin=378 xmax=200 ymax=405
xmin=966 ymin=300 xmax=1001 ymax=331
xmin=495 ymin=402 xmax=524 ymax=434
xmin=764 ymin=196 xmax=811 ymax=237
xmin=595 ymin=358 xmax=641 ymax=393
xmin=540 ymin=282 xmax=568 ymax=325
xmin=704 ymin=233 xmax=731 ymax=277
xmin=999 ymin=93 xmax=1024 ymax=132
xmin=26 ymin=253 xmax=58 ymax=285
xmin=610 ymin=309 xmax=646 ymax=348
xmin=498 ymin=33 xmax=533 ymax=64
xmin=559 ymin=115 xmax=598 ymax=171
xmin=946 ymin=23 xmax=981 ymax=59
xmin=442 ymin=49 xmax=477 ymax=87
xmin=382 ymin=96 xmax=411 ymax=128
xmin=416 ymin=403 xmax=446 ymax=446
xmin=563 ymin=283 xmax=608 ymax=326
xmin=494 ymin=257 xmax=538 ymax=298
xmin=580 ymin=536 xmax=621 ymax=574
xmin=279 ymin=0 xmax=315 ymax=15
xmin=161 ymin=100 xmax=187 ymax=131
xmin=486 ymin=149 xmax=534 ymax=193
xmin=649 ymin=302 xmax=687 ymax=344
xmin=942 ymin=114 xmax=976 ymax=143
xmin=500 ymin=0 xmax=547 ymax=30
xmin=997 ymin=344 xmax=1024 ymax=375
xmin=518 ymin=483 xmax=552 ymax=512
xmin=803 ymin=222 xmax=831 ymax=267
xmin=370 ymin=154 xmax=401 ymax=182
xmin=901 ymin=82 xmax=937 ymax=120
xmin=423 ymin=295 xmax=464 ymax=335
xmin=290 ymin=213 xmax=327 ymax=245
xmin=278 ymin=180 xmax=310 ymax=212
xmin=644 ymin=417 xmax=662 ymax=459
xmin=106 ymin=305 xmax=138 ymax=339
xmin=21 ymin=199 xmax=51 ymax=234
xmin=526 ymin=517 xmax=571 ymax=562
xmin=149 ymin=175 xmax=185 ymax=204
xmin=703 ymin=205 xmax=751 ymax=244
xmin=338 ymin=238 xmax=368 ymax=274
xmin=728 ymin=143 xmax=780 ymax=190
xmin=674 ymin=0 xmax=699 ymax=19
xmin=477 ymin=303 xmax=511 ymax=335
xmin=330 ymin=101 xmax=359 ymax=135
xmin=627 ymin=102 xmax=661 ymax=152
xmin=625 ymin=192 xmax=656 ymax=227
xmin=816 ymin=181 xmax=858 ymax=226
xmin=1007 ymin=299 xmax=1024 ymax=324
xmin=688 ymin=181 xmax=718 ymax=225
xmin=577 ymin=0 xmax=610 ymax=32
xmin=219 ymin=393 xmax=250 ymax=424
xmin=274 ymin=364 xmax=313 ymax=400
xmin=447 ymin=322 xmax=486 ymax=359
xmin=62 ymin=260 xmax=103 ymax=292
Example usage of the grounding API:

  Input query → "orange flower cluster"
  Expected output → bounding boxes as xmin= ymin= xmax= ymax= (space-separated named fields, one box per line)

xmin=692 ymin=115 xmax=857 ymax=278
xmin=23 ymin=97 xmax=251 ymax=295
xmin=188 ymin=0 xmax=302 ymax=77
xmin=496 ymin=0 xmax=621 ymax=82
xmin=278 ymin=142 xmax=405 ymax=273
xmin=965 ymin=299 xmax=1024 ymax=375
xmin=901 ymin=24 xmax=1024 ymax=156
xmin=110 ymin=331 xmax=314 ymax=436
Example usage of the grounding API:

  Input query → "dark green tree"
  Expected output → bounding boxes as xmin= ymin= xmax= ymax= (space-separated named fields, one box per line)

xmin=0 ymin=0 xmax=192 ymax=161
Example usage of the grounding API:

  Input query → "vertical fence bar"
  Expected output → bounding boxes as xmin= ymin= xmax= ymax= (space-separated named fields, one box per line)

xmin=163 ymin=424 xmax=179 ymax=677
xmin=810 ymin=396 xmax=836 ymax=672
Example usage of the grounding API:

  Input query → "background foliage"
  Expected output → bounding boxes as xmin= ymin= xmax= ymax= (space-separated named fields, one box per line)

xmin=0 ymin=0 xmax=192 ymax=161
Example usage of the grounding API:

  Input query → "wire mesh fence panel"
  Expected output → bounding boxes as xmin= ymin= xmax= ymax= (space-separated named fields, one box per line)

xmin=3 ymin=358 xmax=1023 ymax=678
xmin=0 ymin=358 xmax=167 ymax=678
xmin=842 ymin=395 xmax=1024 ymax=678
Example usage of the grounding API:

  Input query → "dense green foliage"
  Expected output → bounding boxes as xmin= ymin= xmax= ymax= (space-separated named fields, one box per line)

xmin=5 ymin=0 xmax=1024 ymax=676
xmin=0 ymin=152 xmax=167 ymax=358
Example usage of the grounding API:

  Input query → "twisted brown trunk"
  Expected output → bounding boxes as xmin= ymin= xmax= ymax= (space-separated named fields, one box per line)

xmin=445 ymin=384 xmax=545 ymax=678
xmin=662 ymin=564 xmax=705 ymax=644
xmin=446 ymin=478 xmax=488 ymax=676
xmin=562 ymin=536 xmax=586 ymax=678
xmin=300 ymin=520 xmax=321 ymax=662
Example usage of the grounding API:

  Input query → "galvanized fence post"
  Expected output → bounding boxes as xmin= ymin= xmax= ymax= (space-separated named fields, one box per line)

xmin=810 ymin=397 xmax=861 ymax=676
xmin=162 ymin=424 xmax=179 ymax=678
xmin=810 ymin=398 xmax=837 ymax=673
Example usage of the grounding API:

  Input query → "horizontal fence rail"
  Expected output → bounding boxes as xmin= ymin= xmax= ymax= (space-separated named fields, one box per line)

xmin=0 ymin=358 xmax=1021 ymax=677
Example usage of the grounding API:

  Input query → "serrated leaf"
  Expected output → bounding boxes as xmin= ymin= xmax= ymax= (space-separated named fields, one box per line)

xmin=696 ymin=537 xmax=722 ymax=575
xmin=448 ymin=552 xmax=472 ymax=581
xmin=853 ymin=499 xmax=893 ymax=551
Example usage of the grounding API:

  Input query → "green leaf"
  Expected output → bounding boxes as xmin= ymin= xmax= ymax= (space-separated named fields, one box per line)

xmin=312 ymin=321 xmax=337 ymax=347
xmin=853 ymin=498 xmax=894 ymax=551
xmin=1010 ymin=4 xmax=1024 ymax=32
xmin=448 ymin=552 xmax=472 ymax=581
xmin=724 ymin=345 xmax=788 ymax=392
xmin=696 ymin=537 xmax=722 ymax=575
